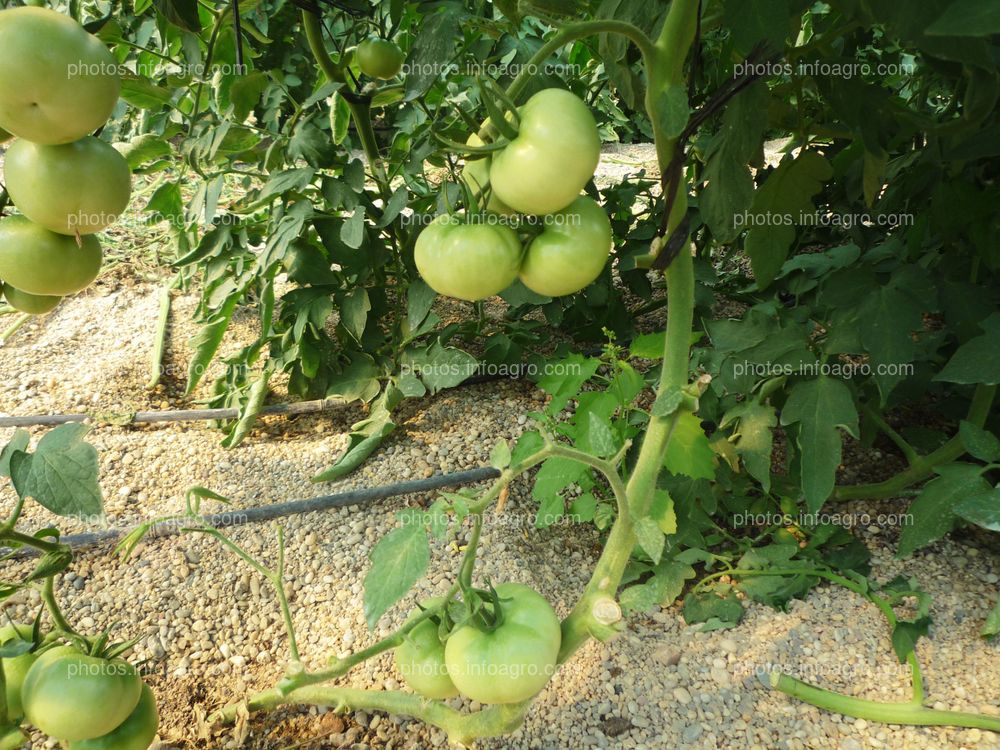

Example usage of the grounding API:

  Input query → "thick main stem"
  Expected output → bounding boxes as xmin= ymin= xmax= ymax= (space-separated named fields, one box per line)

xmin=833 ymin=384 xmax=996 ymax=501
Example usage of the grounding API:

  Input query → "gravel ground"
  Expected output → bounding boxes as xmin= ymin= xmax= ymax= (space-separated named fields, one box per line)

xmin=1 ymin=148 xmax=998 ymax=750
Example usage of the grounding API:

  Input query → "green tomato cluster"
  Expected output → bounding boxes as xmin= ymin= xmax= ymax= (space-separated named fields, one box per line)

xmin=414 ymin=195 xmax=612 ymax=302
xmin=2 ymin=637 xmax=159 ymax=750
xmin=0 ymin=7 xmax=130 ymax=316
xmin=421 ymin=89 xmax=611 ymax=302
xmin=393 ymin=584 xmax=562 ymax=705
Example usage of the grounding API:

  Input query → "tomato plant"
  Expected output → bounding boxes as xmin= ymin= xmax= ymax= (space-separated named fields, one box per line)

xmin=5 ymin=0 xmax=1000 ymax=745
xmin=444 ymin=583 xmax=562 ymax=704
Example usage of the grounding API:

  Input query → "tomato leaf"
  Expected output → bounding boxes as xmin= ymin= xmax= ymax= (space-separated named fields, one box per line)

xmin=720 ymin=401 xmax=776 ymax=492
xmin=744 ymin=151 xmax=833 ymax=288
xmin=954 ymin=488 xmax=1000 ymax=532
xmin=934 ymin=313 xmax=1000 ymax=385
xmin=21 ymin=424 xmax=103 ymax=519
xmin=926 ymin=0 xmax=1000 ymax=37
xmin=0 ymin=430 xmax=30 ymax=478
xmin=663 ymin=412 xmax=716 ymax=480
xmin=959 ymin=421 xmax=1000 ymax=463
xmin=779 ymin=377 xmax=858 ymax=512
xmin=633 ymin=516 xmax=665 ymax=564
xmin=363 ymin=525 xmax=430 ymax=629
xmin=897 ymin=464 xmax=992 ymax=557
xmin=153 ymin=0 xmax=202 ymax=31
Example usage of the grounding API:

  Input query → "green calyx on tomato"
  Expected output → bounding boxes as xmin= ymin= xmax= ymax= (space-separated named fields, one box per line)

xmin=22 ymin=652 xmax=142 ymax=742
xmin=0 ymin=624 xmax=37 ymax=722
xmin=4 ymin=136 xmax=132 ymax=236
xmin=0 ymin=7 xmax=120 ymax=145
xmin=489 ymin=88 xmax=601 ymax=216
xmin=0 ymin=127 xmax=10 ymax=144
xmin=68 ymin=683 xmax=158 ymax=750
xmin=394 ymin=599 xmax=459 ymax=700
xmin=1 ymin=284 xmax=61 ymax=315
xmin=356 ymin=38 xmax=405 ymax=80
xmin=444 ymin=583 xmax=561 ymax=704
xmin=0 ymin=215 xmax=102 ymax=297
xmin=414 ymin=214 xmax=522 ymax=302
xmin=518 ymin=195 xmax=612 ymax=297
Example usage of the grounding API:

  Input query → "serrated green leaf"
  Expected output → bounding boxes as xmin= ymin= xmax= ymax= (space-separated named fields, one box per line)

xmin=744 ymin=152 xmax=833 ymax=288
xmin=634 ymin=516 xmax=665 ymax=564
xmin=959 ymin=421 xmax=1000 ymax=462
xmin=490 ymin=441 xmax=512 ymax=469
xmin=780 ymin=377 xmax=858 ymax=512
xmin=721 ymin=401 xmax=776 ymax=492
xmin=954 ymin=488 xmax=1000 ymax=532
xmin=934 ymin=313 xmax=1000 ymax=385
xmin=683 ymin=589 xmax=744 ymax=626
xmin=897 ymin=464 xmax=992 ymax=557
xmin=363 ymin=525 xmax=429 ymax=629
xmin=663 ymin=412 xmax=716 ymax=480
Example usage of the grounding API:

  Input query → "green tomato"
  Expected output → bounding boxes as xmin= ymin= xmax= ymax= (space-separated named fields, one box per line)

xmin=22 ymin=653 xmax=142 ymax=742
xmin=0 ymin=215 xmax=102 ymax=296
xmin=0 ymin=624 xmax=37 ymax=722
xmin=519 ymin=196 xmax=612 ymax=297
xmin=0 ymin=7 xmax=120 ymax=145
xmin=5 ymin=136 xmax=132 ymax=235
xmin=414 ymin=214 xmax=522 ymax=302
xmin=356 ymin=38 xmax=405 ymax=80
xmin=68 ymin=683 xmax=158 ymax=750
xmin=394 ymin=599 xmax=459 ymax=700
xmin=1 ymin=284 xmax=61 ymax=315
xmin=490 ymin=88 xmax=600 ymax=215
xmin=461 ymin=135 xmax=514 ymax=215
xmin=444 ymin=583 xmax=561 ymax=704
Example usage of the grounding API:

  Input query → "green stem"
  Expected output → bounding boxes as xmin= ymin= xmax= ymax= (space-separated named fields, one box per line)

xmin=0 ymin=726 xmax=26 ymax=750
xmin=862 ymin=402 xmax=919 ymax=465
xmin=0 ymin=314 xmax=31 ymax=346
xmin=834 ymin=384 xmax=996 ymax=501
xmin=769 ymin=672 xmax=1000 ymax=732
xmin=273 ymin=527 xmax=300 ymax=664
xmin=301 ymin=11 xmax=387 ymax=188
xmin=212 ymin=686 xmax=529 ymax=745
xmin=187 ymin=6 xmax=230 ymax=135
xmin=41 ymin=577 xmax=76 ymax=636
xmin=504 ymin=21 xmax=657 ymax=105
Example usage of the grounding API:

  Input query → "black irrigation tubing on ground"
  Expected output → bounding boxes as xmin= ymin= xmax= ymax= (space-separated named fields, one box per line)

xmin=8 ymin=466 xmax=502 ymax=558
xmin=0 ymin=348 xmax=611 ymax=429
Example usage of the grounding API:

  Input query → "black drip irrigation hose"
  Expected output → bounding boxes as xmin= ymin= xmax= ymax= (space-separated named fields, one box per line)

xmin=8 ymin=466 xmax=502 ymax=558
